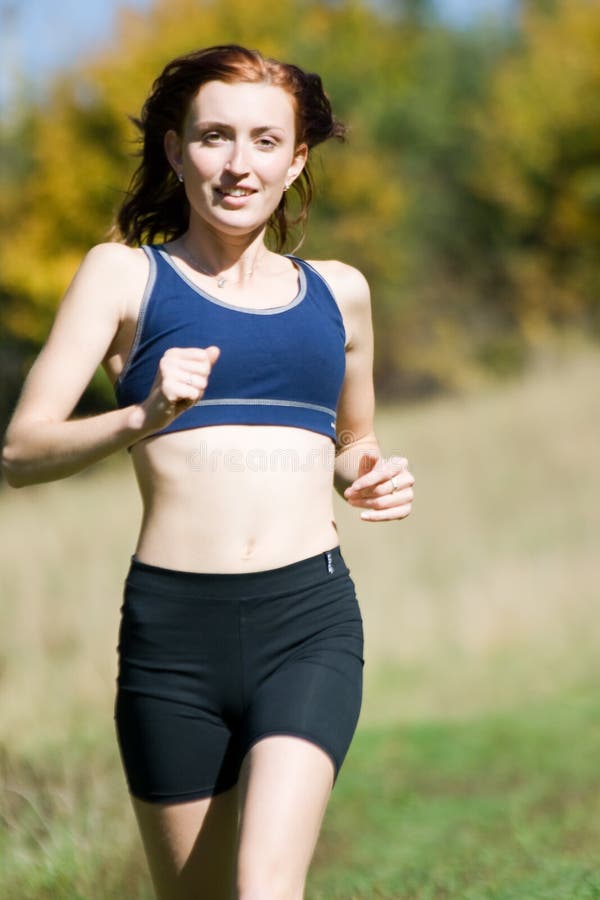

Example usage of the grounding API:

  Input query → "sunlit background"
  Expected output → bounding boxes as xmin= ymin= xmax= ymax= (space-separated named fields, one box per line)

xmin=1 ymin=0 xmax=516 ymax=109
xmin=1 ymin=1 xmax=599 ymax=897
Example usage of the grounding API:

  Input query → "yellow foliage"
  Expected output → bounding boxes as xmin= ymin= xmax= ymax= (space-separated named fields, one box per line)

xmin=0 ymin=0 xmax=408 ymax=347
xmin=472 ymin=0 xmax=600 ymax=220
xmin=469 ymin=0 xmax=600 ymax=329
xmin=2 ymin=0 xmax=597 ymax=397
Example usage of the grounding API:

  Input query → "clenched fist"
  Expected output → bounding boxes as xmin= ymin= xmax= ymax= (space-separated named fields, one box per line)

xmin=138 ymin=346 xmax=221 ymax=432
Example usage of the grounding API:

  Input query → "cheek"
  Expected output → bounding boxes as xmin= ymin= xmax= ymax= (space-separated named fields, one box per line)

xmin=185 ymin=147 xmax=220 ymax=177
xmin=257 ymin=154 xmax=293 ymax=184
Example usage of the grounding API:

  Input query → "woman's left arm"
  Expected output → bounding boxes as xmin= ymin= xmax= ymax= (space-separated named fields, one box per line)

xmin=314 ymin=261 xmax=414 ymax=523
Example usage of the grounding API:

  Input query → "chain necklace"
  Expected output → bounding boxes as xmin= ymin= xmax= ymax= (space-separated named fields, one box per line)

xmin=180 ymin=243 xmax=262 ymax=289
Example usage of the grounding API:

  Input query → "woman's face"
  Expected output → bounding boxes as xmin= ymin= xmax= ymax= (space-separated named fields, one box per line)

xmin=165 ymin=80 xmax=308 ymax=238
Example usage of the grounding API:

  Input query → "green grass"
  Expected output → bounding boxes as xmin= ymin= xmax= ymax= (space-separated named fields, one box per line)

xmin=1 ymin=730 xmax=151 ymax=899
xmin=2 ymin=684 xmax=600 ymax=899
xmin=1 ymin=347 xmax=600 ymax=897
xmin=308 ymin=685 xmax=600 ymax=899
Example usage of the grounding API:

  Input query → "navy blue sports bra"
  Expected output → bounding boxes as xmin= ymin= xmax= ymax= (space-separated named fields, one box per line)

xmin=114 ymin=245 xmax=347 ymax=450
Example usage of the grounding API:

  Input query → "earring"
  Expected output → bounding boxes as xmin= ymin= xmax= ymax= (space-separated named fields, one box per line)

xmin=177 ymin=171 xmax=184 ymax=183
xmin=283 ymin=182 xmax=290 ymax=192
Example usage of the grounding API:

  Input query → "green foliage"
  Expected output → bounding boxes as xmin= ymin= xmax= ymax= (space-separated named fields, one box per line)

xmin=1 ymin=0 xmax=599 ymax=423
xmin=470 ymin=0 xmax=600 ymax=345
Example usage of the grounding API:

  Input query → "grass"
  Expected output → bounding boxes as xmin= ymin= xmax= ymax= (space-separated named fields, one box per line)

xmin=308 ymin=684 xmax=600 ymax=899
xmin=3 ymin=685 xmax=600 ymax=899
xmin=1 ymin=347 xmax=599 ymax=898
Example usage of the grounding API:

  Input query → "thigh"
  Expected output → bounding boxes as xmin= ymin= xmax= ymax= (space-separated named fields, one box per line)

xmin=236 ymin=735 xmax=335 ymax=898
xmin=242 ymin=652 xmax=363 ymax=785
xmin=130 ymin=784 xmax=239 ymax=900
xmin=241 ymin=567 xmax=365 ymax=784
xmin=114 ymin=690 xmax=242 ymax=802
xmin=114 ymin=559 xmax=245 ymax=802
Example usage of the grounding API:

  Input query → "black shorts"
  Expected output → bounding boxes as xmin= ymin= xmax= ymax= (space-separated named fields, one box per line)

xmin=114 ymin=545 xmax=364 ymax=804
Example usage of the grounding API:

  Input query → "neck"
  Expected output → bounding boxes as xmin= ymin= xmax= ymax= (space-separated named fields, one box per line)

xmin=179 ymin=222 xmax=270 ymax=285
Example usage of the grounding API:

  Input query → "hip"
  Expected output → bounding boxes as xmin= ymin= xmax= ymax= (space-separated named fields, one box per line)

xmin=115 ymin=544 xmax=365 ymax=708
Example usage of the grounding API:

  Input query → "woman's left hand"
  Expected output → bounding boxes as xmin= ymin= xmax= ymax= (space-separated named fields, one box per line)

xmin=343 ymin=451 xmax=414 ymax=522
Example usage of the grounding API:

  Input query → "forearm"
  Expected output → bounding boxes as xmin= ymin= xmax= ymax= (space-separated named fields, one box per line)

xmin=1 ymin=404 xmax=149 ymax=488
xmin=333 ymin=436 xmax=382 ymax=497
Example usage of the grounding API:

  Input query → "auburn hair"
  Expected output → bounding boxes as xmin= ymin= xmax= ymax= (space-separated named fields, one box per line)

xmin=113 ymin=44 xmax=346 ymax=251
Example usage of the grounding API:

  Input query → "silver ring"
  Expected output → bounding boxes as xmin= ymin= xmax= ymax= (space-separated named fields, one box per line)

xmin=186 ymin=375 xmax=193 ymax=386
xmin=390 ymin=475 xmax=401 ymax=493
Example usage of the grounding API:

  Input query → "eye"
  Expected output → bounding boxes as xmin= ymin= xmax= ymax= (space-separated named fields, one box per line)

xmin=256 ymin=137 xmax=277 ymax=150
xmin=202 ymin=130 xmax=226 ymax=144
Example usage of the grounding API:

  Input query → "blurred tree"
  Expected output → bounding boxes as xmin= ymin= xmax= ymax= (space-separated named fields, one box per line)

xmin=1 ymin=0 xmax=598 ymax=435
xmin=0 ymin=0 xmax=416 ymax=414
xmin=470 ymin=0 xmax=600 ymax=346
xmin=365 ymin=18 xmax=522 ymax=392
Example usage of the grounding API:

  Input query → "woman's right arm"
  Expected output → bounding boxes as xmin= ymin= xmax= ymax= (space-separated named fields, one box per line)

xmin=1 ymin=243 xmax=220 ymax=488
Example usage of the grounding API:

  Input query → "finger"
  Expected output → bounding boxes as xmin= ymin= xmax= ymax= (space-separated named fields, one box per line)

xmin=179 ymin=371 xmax=209 ymax=389
xmin=350 ymin=471 xmax=415 ymax=500
xmin=347 ymin=487 xmax=414 ymax=509
xmin=357 ymin=451 xmax=380 ymax=479
xmin=344 ymin=460 xmax=412 ymax=498
xmin=165 ymin=346 xmax=220 ymax=363
xmin=178 ymin=356 xmax=218 ymax=380
xmin=360 ymin=502 xmax=413 ymax=522
xmin=161 ymin=376 xmax=202 ymax=404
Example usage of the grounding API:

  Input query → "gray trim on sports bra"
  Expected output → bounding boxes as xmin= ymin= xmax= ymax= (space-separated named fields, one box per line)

xmin=192 ymin=397 xmax=337 ymax=417
xmin=156 ymin=247 xmax=308 ymax=315
xmin=116 ymin=246 xmax=157 ymax=387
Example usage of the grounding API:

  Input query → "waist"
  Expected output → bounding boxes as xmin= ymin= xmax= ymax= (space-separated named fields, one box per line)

xmin=125 ymin=544 xmax=348 ymax=598
xmin=129 ymin=425 xmax=339 ymax=572
xmin=133 ymin=514 xmax=340 ymax=574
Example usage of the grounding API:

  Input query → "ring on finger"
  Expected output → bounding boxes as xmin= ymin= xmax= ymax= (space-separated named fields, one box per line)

xmin=390 ymin=475 xmax=401 ymax=493
xmin=185 ymin=375 xmax=194 ymax=386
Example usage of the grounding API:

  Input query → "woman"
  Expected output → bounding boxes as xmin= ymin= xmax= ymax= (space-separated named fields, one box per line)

xmin=2 ymin=45 xmax=414 ymax=900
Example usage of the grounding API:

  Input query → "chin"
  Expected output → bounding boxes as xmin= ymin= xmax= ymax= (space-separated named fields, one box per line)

xmin=208 ymin=211 xmax=274 ymax=235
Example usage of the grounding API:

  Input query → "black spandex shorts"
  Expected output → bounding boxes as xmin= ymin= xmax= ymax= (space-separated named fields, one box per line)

xmin=114 ymin=545 xmax=364 ymax=804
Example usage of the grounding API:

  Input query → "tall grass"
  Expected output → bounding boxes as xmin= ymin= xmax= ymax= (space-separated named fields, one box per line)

xmin=346 ymin=348 xmax=600 ymax=725
xmin=1 ymin=348 xmax=599 ymax=897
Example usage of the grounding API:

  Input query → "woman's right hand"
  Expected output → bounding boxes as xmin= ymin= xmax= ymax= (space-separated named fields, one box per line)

xmin=138 ymin=346 xmax=221 ymax=432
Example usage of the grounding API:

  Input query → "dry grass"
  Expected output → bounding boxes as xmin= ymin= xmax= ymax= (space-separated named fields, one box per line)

xmin=340 ymin=348 xmax=600 ymax=724
xmin=1 ymin=348 xmax=599 ymax=898
xmin=1 ymin=349 xmax=599 ymax=755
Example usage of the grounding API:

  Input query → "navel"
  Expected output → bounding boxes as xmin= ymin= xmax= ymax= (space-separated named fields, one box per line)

xmin=240 ymin=537 xmax=256 ymax=560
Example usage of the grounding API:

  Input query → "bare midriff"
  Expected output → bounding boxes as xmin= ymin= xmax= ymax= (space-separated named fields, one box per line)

xmin=129 ymin=423 xmax=340 ymax=573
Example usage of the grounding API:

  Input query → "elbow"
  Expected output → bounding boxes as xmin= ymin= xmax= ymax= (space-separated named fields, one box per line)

xmin=2 ymin=439 xmax=32 ymax=488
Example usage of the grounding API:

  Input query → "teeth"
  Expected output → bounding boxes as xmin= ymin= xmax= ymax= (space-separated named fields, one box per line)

xmin=222 ymin=189 xmax=252 ymax=197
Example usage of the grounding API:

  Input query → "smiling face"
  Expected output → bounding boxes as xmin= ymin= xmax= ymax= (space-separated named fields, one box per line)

xmin=164 ymin=80 xmax=308 ymax=238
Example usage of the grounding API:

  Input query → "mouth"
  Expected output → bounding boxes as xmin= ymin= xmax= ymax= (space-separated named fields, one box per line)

xmin=216 ymin=187 xmax=256 ymax=199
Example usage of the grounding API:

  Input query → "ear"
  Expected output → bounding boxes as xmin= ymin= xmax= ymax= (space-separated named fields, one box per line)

xmin=164 ymin=129 xmax=183 ymax=176
xmin=286 ymin=142 xmax=309 ymax=185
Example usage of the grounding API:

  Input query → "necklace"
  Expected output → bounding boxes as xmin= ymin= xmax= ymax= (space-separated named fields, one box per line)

xmin=180 ymin=243 xmax=259 ymax=289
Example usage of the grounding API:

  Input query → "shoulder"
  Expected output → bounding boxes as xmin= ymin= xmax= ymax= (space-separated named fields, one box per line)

xmin=76 ymin=241 xmax=149 ymax=281
xmin=60 ymin=242 xmax=150 ymax=328
xmin=304 ymin=259 xmax=370 ymax=308
xmin=71 ymin=242 xmax=149 ymax=308
xmin=304 ymin=260 xmax=371 ymax=350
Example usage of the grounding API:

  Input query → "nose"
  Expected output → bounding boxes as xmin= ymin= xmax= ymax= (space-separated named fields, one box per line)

xmin=224 ymin=141 xmax=250 ymax=177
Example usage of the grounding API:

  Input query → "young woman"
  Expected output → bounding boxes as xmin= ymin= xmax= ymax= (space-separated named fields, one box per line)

xmin=2 ymin=45 xmax=414 ymax=900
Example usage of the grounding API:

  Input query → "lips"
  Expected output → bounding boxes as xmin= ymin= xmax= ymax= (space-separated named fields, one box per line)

xmin=216 ymin=186 xmax=256 ymax=199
